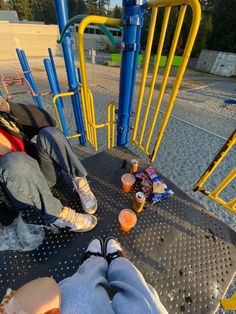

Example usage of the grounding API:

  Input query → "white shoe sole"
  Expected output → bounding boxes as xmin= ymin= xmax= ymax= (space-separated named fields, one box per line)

xmin=83 ymin=198 xmax=98 ymax=215
xmin=70 ymin=215 xmax=98 ymax=232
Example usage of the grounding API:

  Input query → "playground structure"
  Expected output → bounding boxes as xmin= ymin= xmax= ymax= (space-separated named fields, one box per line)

xmin=0 ymin=0 xmax=235 ymax=312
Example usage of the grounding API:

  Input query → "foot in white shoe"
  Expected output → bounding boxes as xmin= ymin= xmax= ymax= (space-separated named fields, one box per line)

xmin=104 ymin=237 xmax=124 ymax=264
xmin=83 ymin=237 xmax=103 ymax=261
xmin=73 ymin=177 xmax=97 ymax=214
xmin=52 ymin=207 xmax=97 ymax=232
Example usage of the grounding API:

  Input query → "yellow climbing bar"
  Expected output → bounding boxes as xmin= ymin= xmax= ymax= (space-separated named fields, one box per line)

xmin=77 ymin=16 xmax=121 ymax=150
xmin=221 ymin=292 xmax=236 ymax=310
xmin=193 ymin=129 xmax=236 ymax=215
xmin=52 ymin=92 xmax=81 ymax=139
xmin=132 ymin=0 xmax=201 ymax=162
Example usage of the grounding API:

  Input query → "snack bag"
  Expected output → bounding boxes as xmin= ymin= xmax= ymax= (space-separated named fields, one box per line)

xmin=145 ymin=166 xmax=174 ymax=203
xmin=135 ymin=171 xmax=153 ymax=196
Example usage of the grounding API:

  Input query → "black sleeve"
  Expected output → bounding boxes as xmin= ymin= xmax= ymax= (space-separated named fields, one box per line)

xmin=0 ymin=201 xmax=19 ymax=226
xmin=9 ymin=102 xmax=56 ymax=138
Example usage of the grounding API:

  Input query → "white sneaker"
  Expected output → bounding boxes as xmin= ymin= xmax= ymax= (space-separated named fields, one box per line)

xmin=104 ymin=237 xmax=124 ymax=264
xmin=73 ymin=177 xmax=97 ymax=214
xmin=52 ymin=207 xmax=97 ymax=232
xmin=82 ymin=237 xmax=103 ymax=262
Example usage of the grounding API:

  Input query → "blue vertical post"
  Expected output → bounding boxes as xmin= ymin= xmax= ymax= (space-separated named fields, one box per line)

xmin=117 ymin=0 xmax=146 ymax=146
xmin=16 ymin=49 xmax=44 ymax=109
xmin=44 ymin=59 xmax=69 ymax=136
xmin=55 ymin=0 xmax=86 ymax=144
xmin=48 ymin=48 xmax=64 ymax=108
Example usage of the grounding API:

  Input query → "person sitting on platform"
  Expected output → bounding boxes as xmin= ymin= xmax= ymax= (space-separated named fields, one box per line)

xmin=0 ymin=96 xmax=97 ymax=232
xmin=0 ymin=237 xmax=168 ymax=314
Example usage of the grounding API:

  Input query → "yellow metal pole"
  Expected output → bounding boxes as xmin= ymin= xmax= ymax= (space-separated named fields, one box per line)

xmin=150 ymin=1 xmax=201 ymax=161
xmin=67 ymin=134 xmax=81 ymax=139
xmin=80 ymin=88 xmax=90 ymax=141
xmin=211 ymin=168 xmax=236 ymax=198
xmin=78 ymin=86 xmax=89 ymax=140
xmin=112 ymin=103 xmax=116 ymax=148
xmin=52 ymin=92 xmax=75 ymax=131
xmin=77 ymin=16 xmax=121 ymax=150
xmin=207 ymin=195 xmax=236 ymax=215
xmin=107 ymin=102 xmax=117 ymax=149
xmin=145 ymin=5 xmax=187 ymax=153
xmin=138 ymin=6 xmax=171 ymax=146
xmin=132 ymin=8 xmax=158 ymax=143
xmin=107 ymin=102 xmax=111 ymax=149
xmin=107 ymin=103 xmax=111 ymax=149
xmin=221 ymin=292 xmax=236 ymax=311
xmin=194 ymin=129 xmax=236 ymax=191
xmin=148 ymin=0 xmax=197 ymax=8
xmin=88 ymin=89 xmax=98 ymax=150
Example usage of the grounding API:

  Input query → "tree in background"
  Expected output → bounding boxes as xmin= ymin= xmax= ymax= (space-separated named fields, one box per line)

xmin=1 ymin=0 xmax=235 ymax=53
xmin=10 ymin=0 xmax=33 ymax=20
xmin=207 ymin=0 xmax=236 ymax=53
xmin=112 ymin=5 xmax=122 ymax=18
xmin=0 ymin=0 xmax=8 ymax=9
xmin=30 ymin=0 xmax=44 ymax=21
xmin=42 ymin=0 xmax=57 ymax=24
xmin=69 ymin=0 xmax=87 ymax=17
xmin=86 ymin=0 xmax=97 ymax=15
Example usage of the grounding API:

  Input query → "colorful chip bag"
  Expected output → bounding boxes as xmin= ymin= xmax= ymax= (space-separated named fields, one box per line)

xmin=145 ymin=166 xmax=174 ymax=203
xmin=135 ymin=171 xmax=153 ymax=196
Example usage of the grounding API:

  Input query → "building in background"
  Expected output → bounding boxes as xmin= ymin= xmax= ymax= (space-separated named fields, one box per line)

xmin=73 ymin=24 xmax=121 ymax=51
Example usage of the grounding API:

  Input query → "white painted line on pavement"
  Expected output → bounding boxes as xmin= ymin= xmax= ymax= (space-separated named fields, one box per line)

xmin=178 ymin=82 xmax=219 ymax=94
xmin=158 ymin=110 xmax=227 ymax=141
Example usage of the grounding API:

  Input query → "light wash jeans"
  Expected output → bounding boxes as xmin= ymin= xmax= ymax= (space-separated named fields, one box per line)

xmin=0 ymin=127 xmax=87 ymax=223
xmin=59 ymin=257 xmax=168 ymax=314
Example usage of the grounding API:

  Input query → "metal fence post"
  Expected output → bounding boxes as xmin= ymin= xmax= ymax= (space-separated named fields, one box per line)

xmin=16 ymin=49 xmax=44 ymax=109
xmin=48 ymin=48 xmax=64 ymax=108
xmin=44 ymin=59 xmax=69 ymax=136
xmin=55 ymin=0 xmax=86 ymax=144
xmin=117 ymin=0 xmax=146 ymax=146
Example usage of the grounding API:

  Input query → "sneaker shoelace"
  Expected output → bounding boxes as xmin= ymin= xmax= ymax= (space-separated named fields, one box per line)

xmin=77 ymin=183 xmax=95 ymax=205
xmin=64 ymin=208 xmax=89 ymax=228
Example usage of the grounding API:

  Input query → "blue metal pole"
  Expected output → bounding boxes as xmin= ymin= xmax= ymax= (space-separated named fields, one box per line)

xmin=48 ymin=48 xmax=64 ymax=108
xmin=16 ymin=49 xmax=44 ymax=109
xmin=44 ymin=58 xmax=69 ymax=136
xmin=55 ymin=0 xmax=86 ymax=144
xmin=117 ymin=0 xmax=146 ymax=146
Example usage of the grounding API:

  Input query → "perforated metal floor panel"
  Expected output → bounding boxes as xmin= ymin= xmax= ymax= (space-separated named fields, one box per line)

xmin=0 ymin=147 xmax=235 ymax=314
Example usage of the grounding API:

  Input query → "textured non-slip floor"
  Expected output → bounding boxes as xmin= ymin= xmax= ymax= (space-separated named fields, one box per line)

xmin=0 ymin=147 xmax=235 ymax=314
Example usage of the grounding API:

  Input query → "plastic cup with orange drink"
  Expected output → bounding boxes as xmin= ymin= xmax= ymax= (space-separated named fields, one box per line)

xmin=121 ymin=173 xmax=135 ymax=193
xmin=118 ymin=209 xmax=137 ymax=232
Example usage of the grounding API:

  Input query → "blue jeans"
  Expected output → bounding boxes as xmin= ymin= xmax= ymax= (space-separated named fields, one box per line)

xmin=59 ymin=257 xmax=168 ymax=314
xmin=0 ymin=127 xmax=87 ymax=223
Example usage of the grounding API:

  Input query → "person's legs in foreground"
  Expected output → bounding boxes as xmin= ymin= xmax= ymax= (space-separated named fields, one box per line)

xmin=0 ymin=152 xmax=97 ymax=232
xmin=59 ymin=238 xmax=114 ymax=314
xmin=105 ymin=238 xmax=168 ymax=314
xmin=59 ymin=237 xmax=167 ymax=314
xmin=36 ymin=127 xmax=97 ymax=214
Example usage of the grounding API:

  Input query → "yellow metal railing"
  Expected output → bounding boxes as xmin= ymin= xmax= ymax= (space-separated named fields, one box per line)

xmin=53 ymin=91 xmax=117 ymax=149
xmin=132 ymin=0 xmax=201 ymax=162
xmin=193 ymin=129 xmax=236 ymax=215
xmin=77 ymin=16 xmax=121 ymax=150
xmin=52 ymin=92 xmax=81 ymax=139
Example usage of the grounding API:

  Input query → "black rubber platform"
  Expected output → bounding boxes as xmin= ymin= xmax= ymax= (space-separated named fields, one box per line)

xmin=0 ymin=147 xmax=235 ymax=314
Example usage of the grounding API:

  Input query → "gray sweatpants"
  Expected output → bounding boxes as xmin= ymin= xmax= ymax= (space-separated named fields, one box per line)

xmin=59 ymin=256 xmax=168 ymax=314
xmin=0 ymin=127 xmax=87 ymax=223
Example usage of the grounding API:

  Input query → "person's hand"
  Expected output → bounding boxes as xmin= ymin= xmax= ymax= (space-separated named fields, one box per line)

xmin=0 ymin=96 xmax=10 ymax=113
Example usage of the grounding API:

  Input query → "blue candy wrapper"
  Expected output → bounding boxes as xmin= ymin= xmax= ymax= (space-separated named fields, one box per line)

xmin=145 ymin=166 xmax=174 ymax=203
